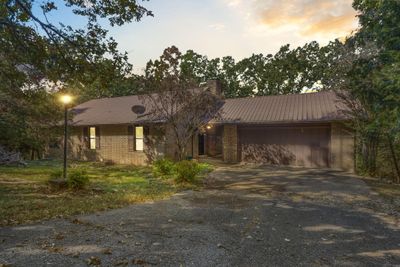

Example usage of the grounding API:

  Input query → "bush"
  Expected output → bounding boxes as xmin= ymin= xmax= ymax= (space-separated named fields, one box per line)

xmin=197 ymin=163 xmax=213 ymax=173
xmin=153 ymin=158 xmax=175 ymax=177
xmin=68 ymin=168 xmax=90 ymax=189
xmin=175 ymin=160 xmax=200 ymax=183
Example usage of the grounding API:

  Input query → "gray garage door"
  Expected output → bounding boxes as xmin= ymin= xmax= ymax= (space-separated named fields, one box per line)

xmin=239 ymin=125 xmax=330 ymax=168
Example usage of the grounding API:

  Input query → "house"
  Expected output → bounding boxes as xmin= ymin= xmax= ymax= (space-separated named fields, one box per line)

xmin=68 ymin=80 xmax=354 ymax=171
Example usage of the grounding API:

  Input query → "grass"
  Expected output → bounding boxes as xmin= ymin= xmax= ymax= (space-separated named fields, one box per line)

xmin=0 ymin=160 xmax=206 ymax=226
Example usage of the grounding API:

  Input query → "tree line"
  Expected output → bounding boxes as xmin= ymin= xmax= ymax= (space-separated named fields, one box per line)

xmin=0 ymin=0 xmax=399 ymax=181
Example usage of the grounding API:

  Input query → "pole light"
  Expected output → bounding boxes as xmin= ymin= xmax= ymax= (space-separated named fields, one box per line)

xmin=60 ymin=94 xmax=72 ymax=180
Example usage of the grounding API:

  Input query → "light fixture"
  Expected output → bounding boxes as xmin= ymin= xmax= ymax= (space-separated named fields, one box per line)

xmin=60 ymin=94 xmax=73 ymax=180
xmin=206 ymin=125 xmax=212 ymax=130
xmin=60 ymin=94 xmax=72 ymax=105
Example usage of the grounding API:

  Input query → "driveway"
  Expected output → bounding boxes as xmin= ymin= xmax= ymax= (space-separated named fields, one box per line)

xmin=1 ymin=165 xmax=400 ymax=266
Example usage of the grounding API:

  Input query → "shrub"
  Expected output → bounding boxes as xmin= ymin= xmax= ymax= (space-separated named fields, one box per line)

xmin=68 ymin=168 xmax=90 ymax=189
xmin=153 ymin=158 xmax=175 ymax=177
xmin=175 ymin=160 xmax=200 ymax=183
xmin=197 ymin=163 xmax=213 ymax=173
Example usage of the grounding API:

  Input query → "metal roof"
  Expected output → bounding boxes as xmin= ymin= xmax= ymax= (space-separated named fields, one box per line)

xmin=71 ymin=95 xmax=147 ymax=126
xmin=216 ymin=91 xmax=349 ymax=124
xmin=70 ymin=91 xmax=349 ymax=126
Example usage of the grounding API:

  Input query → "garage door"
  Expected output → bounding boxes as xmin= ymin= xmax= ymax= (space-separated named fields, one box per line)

xmin=239 ymin=125 xmax=330 ymax=168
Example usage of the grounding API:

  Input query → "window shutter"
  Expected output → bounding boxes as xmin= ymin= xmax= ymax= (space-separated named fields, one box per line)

xmin=95 ymin=126 xmax=100 ymax=149
xmin=83 ymin=127 xmax=89 ymax=149
xmin=144 ymin=126 xmax=150 ymax=136
xmin=128 ymin=125 xmax=134 ymax=152
xmin=143 ymin=126 xmax=150 ymax=149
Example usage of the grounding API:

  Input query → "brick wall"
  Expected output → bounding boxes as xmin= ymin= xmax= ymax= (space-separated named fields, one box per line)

xmin=164 ymin=124 xmax=198 ymax=160
xmin=68 ymin=125 xmax=164 ymax=165
xmin=222 ymin=125 xmax=238 ymax=163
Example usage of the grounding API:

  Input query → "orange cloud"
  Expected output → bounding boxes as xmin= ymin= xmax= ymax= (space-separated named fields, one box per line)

xmin=255 ymin=0 xmax=358 ymax=37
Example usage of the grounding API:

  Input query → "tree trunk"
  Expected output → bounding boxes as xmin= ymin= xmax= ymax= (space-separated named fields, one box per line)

xmin=388 ymin=136 xmax=400 ymax=183
xmin=366 ymin=137 xmax=378 ymax=176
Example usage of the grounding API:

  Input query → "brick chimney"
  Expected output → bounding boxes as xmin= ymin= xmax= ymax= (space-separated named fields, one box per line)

xmin=206 ymin=79 xmax=223 ymax=97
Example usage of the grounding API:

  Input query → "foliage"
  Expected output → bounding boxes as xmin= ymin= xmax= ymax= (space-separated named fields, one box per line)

xmin=67 ymin=168 xmax=90 ymax=189
xmin=174 ymin=160 xmax=200 ymax=183
xmin=0 ymin=0 xmax=151 ymax=158
xmin=152 ymin=157 xmax=213 ymax=183
xmin=152 ymin=158 xmax=175 ymax=177
xmin=197 ymin=162 xmax=214 ymax=174
xmin=140 ymin=46 xmax=222 ymax=161
xmin=146 ymin=41 xmax=348 ymax=98
xmin=337 ymin=0 xmax=400 ymax=181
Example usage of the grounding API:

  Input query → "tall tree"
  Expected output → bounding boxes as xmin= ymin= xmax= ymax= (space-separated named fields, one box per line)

xmin=340 ymin=0 xmax=400 ymax=180
xmin=0 ymin=0 xmax=152 ymax=158
xmin=142 ymin=46 xmax=222 ymax=160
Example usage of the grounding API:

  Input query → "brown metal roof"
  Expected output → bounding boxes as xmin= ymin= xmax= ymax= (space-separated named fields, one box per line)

xmin=71 ymin=91 xmax=349 ymax=126
xmin=216 ymin=91 xmax=349 ymax=124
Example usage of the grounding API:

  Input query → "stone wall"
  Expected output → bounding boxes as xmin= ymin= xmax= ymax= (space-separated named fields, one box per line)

xmin=222 ymin=125 xmax=238 ymax=163
xmin=330 ymin=122 xmax=355 ymax=172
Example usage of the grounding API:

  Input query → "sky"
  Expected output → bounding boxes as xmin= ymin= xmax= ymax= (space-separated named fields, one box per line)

xmin=44 ymin=0 xmax=359 ymax=73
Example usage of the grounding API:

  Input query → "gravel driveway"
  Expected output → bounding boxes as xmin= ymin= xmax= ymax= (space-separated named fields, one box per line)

xmin=1 ymin=165 xmax=400 ymax=266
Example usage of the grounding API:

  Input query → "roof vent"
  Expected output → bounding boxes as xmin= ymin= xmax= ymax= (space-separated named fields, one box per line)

xmin=131 ymin=105 xmax=146 ymax=115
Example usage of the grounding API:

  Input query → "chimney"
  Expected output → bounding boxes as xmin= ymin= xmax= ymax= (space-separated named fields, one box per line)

xmin=206 ymin=79 xmax=223 ymax=97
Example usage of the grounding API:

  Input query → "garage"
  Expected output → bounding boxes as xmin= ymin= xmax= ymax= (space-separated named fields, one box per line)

xmin=238 ymin=124 xmax=331 ymax=167
xmin=209 ymin=91 xmax=354 ymax=171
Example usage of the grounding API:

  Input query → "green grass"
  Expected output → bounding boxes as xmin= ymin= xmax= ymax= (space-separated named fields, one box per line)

xmin=0 ymin=160 xmax=197 ymax=226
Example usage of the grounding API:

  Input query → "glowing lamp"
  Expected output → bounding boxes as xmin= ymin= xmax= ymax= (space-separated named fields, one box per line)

xmin=60 ymin=94 xmax=72 ymax=104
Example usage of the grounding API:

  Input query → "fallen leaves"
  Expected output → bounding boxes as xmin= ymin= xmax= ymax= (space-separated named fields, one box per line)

xmin=86 ymin=256 xmax=101 ymax=266
xmin=102 ymin=248 xmax=112 ymax=255
xmin=54 ymin=233 xmax=65 ymax=240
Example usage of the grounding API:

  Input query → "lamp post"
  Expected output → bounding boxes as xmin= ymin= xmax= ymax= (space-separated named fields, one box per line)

xmin=60 ymin=95 xmax=72 ymax=180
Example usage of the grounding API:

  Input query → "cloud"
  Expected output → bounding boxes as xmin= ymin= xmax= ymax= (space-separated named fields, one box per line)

xmin=254 ymin=0 xmax=358 ymax=37
xmin=209 ymin=23 xmax=226 ymax=31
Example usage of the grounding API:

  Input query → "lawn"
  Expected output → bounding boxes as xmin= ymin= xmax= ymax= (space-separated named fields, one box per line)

xmin=0 ymin=160 xmax=207 ymax=226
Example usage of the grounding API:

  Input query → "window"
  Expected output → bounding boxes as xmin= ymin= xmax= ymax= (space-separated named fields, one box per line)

xmin=135 ymin=126 xmax=144 ymax=151
xmin=89 ymin=127 xmax=96 ymax=149
xmin=83 ymin=126 xmax=100 ymax=149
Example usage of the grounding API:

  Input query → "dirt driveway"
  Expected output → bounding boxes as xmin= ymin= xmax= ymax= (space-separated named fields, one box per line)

xmin=1 ymin=165 xmax=400 ymax=266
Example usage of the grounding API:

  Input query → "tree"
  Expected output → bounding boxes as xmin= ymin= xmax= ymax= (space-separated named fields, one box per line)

xmin=141 ymin=46 xmax=222 ymax=160
xmin=0 ymin=0 xmax=152 ymax=158
xmin=337 ymin=0 xmax=400 ymax=181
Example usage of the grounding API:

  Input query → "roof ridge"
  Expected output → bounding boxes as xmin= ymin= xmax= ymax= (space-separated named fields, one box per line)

xmin=83 ymin=89 xmax=333 ymax=103
xmin=80 ymin=86 xmax=206 ymax=103
xmin=225 ymin=90 xmax=333 ymax=101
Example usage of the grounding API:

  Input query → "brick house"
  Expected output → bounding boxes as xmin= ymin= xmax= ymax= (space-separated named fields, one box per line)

xmin=68 ymin=81 xmax=354 ymax=171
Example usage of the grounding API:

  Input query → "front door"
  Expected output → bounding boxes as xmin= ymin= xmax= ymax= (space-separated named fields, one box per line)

xmin=198 ymin=134 xmax=205 ymax=155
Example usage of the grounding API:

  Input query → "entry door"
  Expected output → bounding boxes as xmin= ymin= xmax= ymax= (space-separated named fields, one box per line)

xmin=198 ymin=134 xmax=205 ymax=155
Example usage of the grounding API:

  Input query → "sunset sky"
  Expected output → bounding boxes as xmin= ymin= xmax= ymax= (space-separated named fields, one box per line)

xmin=47 ymin=0 xmax=359 ymax=73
